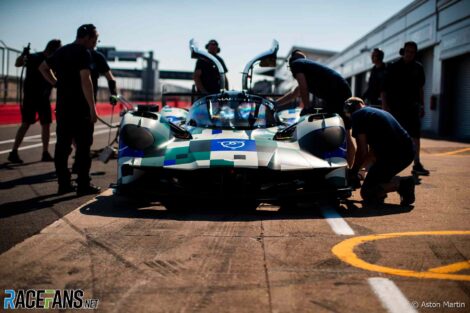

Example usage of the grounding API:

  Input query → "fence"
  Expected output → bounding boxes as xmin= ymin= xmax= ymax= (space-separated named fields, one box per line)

xmin=0 ymin=40 xmax=22 ymax=104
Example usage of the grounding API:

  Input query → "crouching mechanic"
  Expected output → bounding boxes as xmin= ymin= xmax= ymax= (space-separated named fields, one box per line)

xmin=345 ymin=97 xmax=416 ymax=206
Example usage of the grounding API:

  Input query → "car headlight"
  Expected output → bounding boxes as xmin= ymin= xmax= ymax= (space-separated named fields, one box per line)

xmin=273 ymin=123 xmax=297 ymax=141
xmin=168 ymin=122 xmax=192 ymax=140
xmin=120 ymin=124 xmax=154 ymax=150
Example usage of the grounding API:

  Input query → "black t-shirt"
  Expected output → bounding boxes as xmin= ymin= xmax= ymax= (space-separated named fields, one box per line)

xmin=383 ymin=58 xmax=425 ymax=109
xmin=351 ymin=106 xmax=413 ymax=159
xmin=195 ymin=54 xmax=228 ymax=94
xmin=363 ymin=64 xmax=387 ymax=105
xmin=24 ymin=52 xmax=52 ymax=96
xmin=290 ymin=59 xmax=351 ymax=108
xmin=90 ymin=50 xmax=110 ymax=100
xmin=46 ymin=43 xmax=92 ymax=119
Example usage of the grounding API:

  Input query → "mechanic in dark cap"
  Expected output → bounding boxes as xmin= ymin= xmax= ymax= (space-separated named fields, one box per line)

xmin=39 ymin=23 xmax=101 ymax=196
xmin=345 ymin=96 xmax=416 ymax=206
xmin=193 ymin=39 xmax=229 ymax=94
xmin=276 ymin=49 xmax=355 ymax=166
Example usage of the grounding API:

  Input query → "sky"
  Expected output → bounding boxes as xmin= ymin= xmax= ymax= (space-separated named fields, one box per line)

xmin=0 ymin=0 xmax=413 ymax=90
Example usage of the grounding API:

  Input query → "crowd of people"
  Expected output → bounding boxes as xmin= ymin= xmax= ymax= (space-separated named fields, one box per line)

xmin=8 ymin=28 xmax=429 ymax=206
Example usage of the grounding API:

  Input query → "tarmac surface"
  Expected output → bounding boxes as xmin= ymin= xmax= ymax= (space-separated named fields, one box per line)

xmin=0 ymin=119 xmax=469 ymax=313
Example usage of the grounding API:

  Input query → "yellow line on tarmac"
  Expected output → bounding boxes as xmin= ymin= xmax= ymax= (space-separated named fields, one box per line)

xmin=434 ymin=147 xmax=470 ymax=156
xmin=428 ymin=261 xmax=470 ymax=274
xmin=331 ymin=230 xmax=470 ymax=281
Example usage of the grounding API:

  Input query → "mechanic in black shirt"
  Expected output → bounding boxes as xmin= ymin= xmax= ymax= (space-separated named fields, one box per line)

xmin=382 ymin=41 xmax=429 ymax=176
xmin=90 ymin=49 xmax=117 ymax=101
xmin=39 ymin=24 xmax=101 ymax=195
xmin=70 ymin=48 xmax=117 ymax=174
xmin=8 ymin=39 xmax=61 ymax=164
xmin=276 ymin=50 xmax=355 ymax=166
xmin=193 ymin=39 xmax=229 ymax=94
xmin=363 ymin=48 xmax=386 ymax=108
xmin=345 ymin=97 xmax=415 ymax=206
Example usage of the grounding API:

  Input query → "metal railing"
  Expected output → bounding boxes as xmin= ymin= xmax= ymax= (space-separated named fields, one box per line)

xmin=0 ymin=40 xmax=22 ymax=104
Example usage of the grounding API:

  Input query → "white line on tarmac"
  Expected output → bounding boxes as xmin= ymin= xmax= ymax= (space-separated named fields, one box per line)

xmin=0 ymin=134 xmax=54 ymax=145
xmin=368 ymin=277 xmax=418 ymax=313
xmin=0 ymin=128 xmax=117 ymax=155
xmin=0 ymin=123 xmax=116 ymax=145
xmin=320 ymin=206 xmax=355 ymax=235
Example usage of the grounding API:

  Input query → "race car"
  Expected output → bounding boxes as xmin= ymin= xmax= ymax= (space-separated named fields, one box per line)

xmin=115 ymin=40 xmax=352 ymax=205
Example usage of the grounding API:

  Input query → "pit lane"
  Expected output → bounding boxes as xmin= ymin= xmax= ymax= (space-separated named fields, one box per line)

xmin=0 ymin=125 xmax=469 ymax=312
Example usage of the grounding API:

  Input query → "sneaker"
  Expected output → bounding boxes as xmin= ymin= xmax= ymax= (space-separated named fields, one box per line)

xmin=77 ymin=184 xmax=101 ymax=196
xmin=398 ymin=177 xmax=415 ymax=205
xmin=41 ymin=151 xmax=54 ymax=162
xmin=412 ymin=162 xmax=430 ymax=176
xmin=8 ymin=150 xmax=23 ymax=164
xmin=58 ymin=183 xmax=76 ymax=195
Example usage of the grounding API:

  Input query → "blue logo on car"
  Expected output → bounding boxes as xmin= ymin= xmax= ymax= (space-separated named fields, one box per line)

xmin=211 ymin=140 xmax=256 ymax=151
xmin=221 ymin=141 xmax=245 ymax=149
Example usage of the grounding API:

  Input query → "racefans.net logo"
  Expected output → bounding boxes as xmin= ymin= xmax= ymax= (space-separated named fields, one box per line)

xmin=3 ymin=289 xmax=99 ymax=310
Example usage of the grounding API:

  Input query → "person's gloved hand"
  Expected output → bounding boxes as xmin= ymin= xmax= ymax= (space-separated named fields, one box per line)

xmin=347 ymin=169 xmax=362 ymax=189
xmin=109 ymin=95 xmax=118 ymax=106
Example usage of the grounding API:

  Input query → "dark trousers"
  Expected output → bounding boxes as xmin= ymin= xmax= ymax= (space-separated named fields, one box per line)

xmin=55 ymin=118 xmax=94 ymax=187
xmin=390 ymin=103 xmax=421 ymax=138
xmin=361 ymin=147 xmax=415 ymax=200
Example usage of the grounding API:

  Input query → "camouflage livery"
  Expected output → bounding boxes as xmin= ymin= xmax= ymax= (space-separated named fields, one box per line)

xmin=116 ymin=91 xmax=350 ymax=200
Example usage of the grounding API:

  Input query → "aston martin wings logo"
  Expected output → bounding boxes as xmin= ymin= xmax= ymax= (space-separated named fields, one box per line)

xmin=220 ymin=140 xmax=245 ymax=150
xmin=210 ymin=139 xmax=256 ymax=151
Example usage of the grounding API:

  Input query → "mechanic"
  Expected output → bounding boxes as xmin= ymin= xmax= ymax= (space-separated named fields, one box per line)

xmin=345 ymin=97 xmax=416 ymax=206
xmin=381 ymin=41 xmax=429 ymax=176
xmin=39 ymin=24 xmax=101 ymax=196
xmin=276 ymin=50 xmax=355 ymax=166
xmin=71 ymin=48 xmax=118 ymax=174
xmin=8 ymin=39 xmax=62 ymax=164
xmin=363 ymin=48 xmax=387 ymax=108
xmin=90 ymin=48 xmax=117 ymax=102
xmin=193 ymin=39 xmax=229 ymax=94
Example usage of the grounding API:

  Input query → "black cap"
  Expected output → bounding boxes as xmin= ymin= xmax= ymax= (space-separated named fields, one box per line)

xmin=205 ymin=39 xmax=220 ymax=52
xmin=76 ymin=24 xmax=97 ymax=39
xmin=207 ymin=39 xmax=218 ymax=46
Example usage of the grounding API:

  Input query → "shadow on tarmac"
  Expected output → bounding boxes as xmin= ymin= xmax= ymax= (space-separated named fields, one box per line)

xmin=0 ymin=161 xmax=44 ymax=171
xmin=79 ymin=192 xmax=414 ymax=222
xmin=0 ymin=193 xmax=79 ymax=218
xmin=338 ymin=199 xmax=414 ymax=218
xmin=0 ymin=171 xmax=56 ymax=190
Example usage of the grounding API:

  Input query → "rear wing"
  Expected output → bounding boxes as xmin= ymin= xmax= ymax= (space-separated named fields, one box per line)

xmin=242 ymin=40 xmax=279 ymax=92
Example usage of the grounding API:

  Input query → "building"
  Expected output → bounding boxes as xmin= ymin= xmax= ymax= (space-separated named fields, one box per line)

xmin=96 ymin=47 xmax=160 ymax=102
xmin=327 ymin=0 xmax=470 ymax=140
xmin=274 ymin=0 xmax=469 ymax=140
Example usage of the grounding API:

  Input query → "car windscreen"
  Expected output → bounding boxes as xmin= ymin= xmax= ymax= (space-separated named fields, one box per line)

xmin=187 ymin=95 xmax=277 ymax=129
